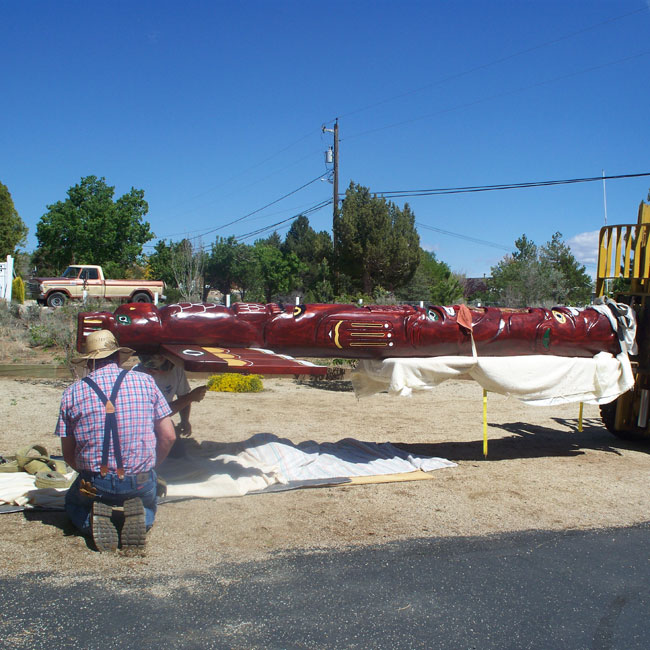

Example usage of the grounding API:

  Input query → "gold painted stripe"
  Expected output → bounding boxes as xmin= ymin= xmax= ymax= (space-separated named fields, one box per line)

xmin=350 ymin=332 xmax=386 ymax=338
xmin=202 ymin=346 xmax=248 ymax=366
xmin=333 ymin=321 xmax=343 ymax=349
xmin=350 ymin=322 xmax=385 ymax=328
xmin=349 ymin=342 xmax=389 ymax=347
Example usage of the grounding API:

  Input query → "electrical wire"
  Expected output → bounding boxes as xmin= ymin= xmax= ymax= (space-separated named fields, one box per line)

xmin=164 ymin=172 xmax=329 ymax=243
xmin=416 ymin=222 xmax=511 ymax=251
xmin=373 ymin=172 xmax=650 ymax=199
xmin=162 ymin=128 xmax=319 ymax=213
xmin=234 ymin=199 xmax=333 ymax=242
xmin=343 ymin=49 xmax=650 ymax=141
xmin=332 ymin=6 xmax=648 ymax=122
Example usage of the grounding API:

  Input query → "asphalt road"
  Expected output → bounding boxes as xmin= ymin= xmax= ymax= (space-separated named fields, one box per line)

xmin=2 ymin=524 xmax=650 ymax=649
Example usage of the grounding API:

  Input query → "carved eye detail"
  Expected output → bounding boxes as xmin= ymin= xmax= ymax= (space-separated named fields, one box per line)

xmin=182 ymin=349 xmax=204 ymax=356
xmin=427 ymin=310 xmax=440 ymax=321
xmin=552 ymin=310 xmax=566 ymax=324
xmin=117 ymin=315 xmax=131 ymax=325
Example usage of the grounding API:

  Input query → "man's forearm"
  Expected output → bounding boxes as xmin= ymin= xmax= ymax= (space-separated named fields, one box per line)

xmin=61 ymin=436 xmax=77 ymax=471
xmin=179 ymin=404 xmax=191 ymax=424
xmin=154 ymin=416 xmax=177 ymax=466
xmin=166 ymin=393 xmax=193 ymax=416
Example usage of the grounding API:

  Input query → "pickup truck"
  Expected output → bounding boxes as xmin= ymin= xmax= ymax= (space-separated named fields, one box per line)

xmin=28 ymin=265 xmax=165 ymax=307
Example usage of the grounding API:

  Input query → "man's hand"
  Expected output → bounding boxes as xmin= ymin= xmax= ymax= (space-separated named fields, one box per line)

xmin=190 ymin=385 xmax=207 ymax=403
xmin=176 ymin=422 xmax=192 ymax=437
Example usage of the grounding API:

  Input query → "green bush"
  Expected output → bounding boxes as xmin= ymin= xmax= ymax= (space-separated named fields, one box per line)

xmin=206 ymin=373 xmax=264 ymax=393
xmin=28 ymin=300 xmax=111 ymax=364
xmin=12 ymin=277 xmax=25 ymax=304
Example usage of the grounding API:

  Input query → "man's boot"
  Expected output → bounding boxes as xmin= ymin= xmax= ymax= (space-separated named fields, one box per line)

xmin=91 ymin=501 xmax=118 ymax=552
xmin=121 ymin=498 xmax=146 ymax=549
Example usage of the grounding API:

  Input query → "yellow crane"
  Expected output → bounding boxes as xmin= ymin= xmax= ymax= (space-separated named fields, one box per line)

xmin=597 ymin=201 xmax=650 ymax=439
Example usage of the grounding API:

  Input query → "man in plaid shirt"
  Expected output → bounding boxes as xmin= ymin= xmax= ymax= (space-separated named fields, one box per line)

xmin=56 ymin=330 xmax=176 ymax=552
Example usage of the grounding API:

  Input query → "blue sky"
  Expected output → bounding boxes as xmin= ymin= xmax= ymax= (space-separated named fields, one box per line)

xmin=2 ymin=0 xmax=650 ymax=278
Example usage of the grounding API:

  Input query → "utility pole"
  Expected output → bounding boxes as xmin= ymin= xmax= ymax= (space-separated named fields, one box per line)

xmin=323 ymin=118 xmax=339 ymax=230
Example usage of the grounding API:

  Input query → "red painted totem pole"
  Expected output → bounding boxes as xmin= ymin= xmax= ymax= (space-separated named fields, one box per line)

xmin=77 ymin=302 xmax=624 ymax=376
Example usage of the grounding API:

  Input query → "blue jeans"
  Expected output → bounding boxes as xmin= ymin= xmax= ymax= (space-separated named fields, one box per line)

xmin=65 ymin=470 xmax=158 ymax=535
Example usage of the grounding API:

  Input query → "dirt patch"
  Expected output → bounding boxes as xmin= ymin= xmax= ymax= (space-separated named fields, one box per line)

xmin=1 ymin=374 xmax=649 ymax=581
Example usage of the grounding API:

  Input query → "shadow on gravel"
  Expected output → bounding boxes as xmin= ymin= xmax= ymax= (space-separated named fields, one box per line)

xmin=23 ymin=508 xmax=94 ymax=549
xmin=393 ymin=417 xmax=633 ymax=462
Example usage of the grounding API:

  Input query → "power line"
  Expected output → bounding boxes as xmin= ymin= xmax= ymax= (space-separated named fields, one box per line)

xmin=155 ymin=172 xmax=329 ymax=243
xmin=233 ymin=199 xmax=333 ymax=242
xmin=343 ymin=49 xmax=650 ymax=141
xmin=373 ymin=172 xmax=650 ymax=199
xmin=162 ymin=128 xmax=319 ymax=214
xmin=416 ymin=222 xmax=510 ymax=251
xmin=334 ymin=6 xmax=648 ymax=122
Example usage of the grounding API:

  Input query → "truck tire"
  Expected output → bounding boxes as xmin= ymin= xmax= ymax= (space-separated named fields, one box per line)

xmin=46 ymin=292 xmax=66 ymax=308
xmin=599 ymin=401 xmax=650 ymax=442
xmin=131 ymin=292 xmax=152 ymax=303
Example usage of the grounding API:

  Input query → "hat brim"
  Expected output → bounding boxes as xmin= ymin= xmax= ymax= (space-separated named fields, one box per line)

xmin=72 ymin=346 xmax=136 ymax=363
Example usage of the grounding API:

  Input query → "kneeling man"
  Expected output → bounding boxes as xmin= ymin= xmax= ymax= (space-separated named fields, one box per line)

xmin=56 ymin=330 xmax=176 ymax=552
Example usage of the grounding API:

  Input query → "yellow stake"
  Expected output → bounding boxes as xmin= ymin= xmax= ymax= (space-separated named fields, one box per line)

xmin=483 ymin=389 xmax=488 ymax=457
xmin=578 ymin=402 xmax=584 ymax=433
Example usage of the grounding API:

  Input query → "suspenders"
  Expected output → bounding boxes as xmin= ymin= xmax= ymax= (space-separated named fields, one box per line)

xmin=82 ymin=369 xmax=129 ymax=479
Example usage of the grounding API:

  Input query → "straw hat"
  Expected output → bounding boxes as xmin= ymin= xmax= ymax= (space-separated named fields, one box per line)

xmin=138 ymin=352 xmax=177 ymax=372
xmin=74 ymin=330 xmax=135 ymax=362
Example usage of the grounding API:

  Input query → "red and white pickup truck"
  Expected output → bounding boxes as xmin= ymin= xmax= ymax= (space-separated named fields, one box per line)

xmin=28 ymin=265 xmax=165 ymax=307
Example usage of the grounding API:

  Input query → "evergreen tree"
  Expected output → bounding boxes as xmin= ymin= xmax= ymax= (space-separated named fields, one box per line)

xmin=0 ymin=181 xmax=28 ymax=258
xmin=488 ymin=233 xmax=592 ymax=307
xmin=334 ymin=182 xmax=420 ymax=294
xmin=540 ymin=232 xmax=592 ymax=305
xmin=282 ymin=215 xmax=333 ymax=297
xmin=396 ymin=249 xmax=464 ymax=304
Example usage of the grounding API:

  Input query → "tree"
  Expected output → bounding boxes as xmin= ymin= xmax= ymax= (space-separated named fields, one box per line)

xmin=334 ymin=182 xmax=420 ymax=294
xmin=540 ymin=232 xmax=592 ymax=305
xmin=281 ymin=215 xmax=333 ymax=298
xmin=395 ymin=249 xmax=464 ymax=304
xmin=0 ymin=181 xmax=28 ymax=258
xmin=145 ymin=240 xmax=178 ymax=286
xmin=487 ymin=233 xmax=592 ymax=307
xmin=205 ymin=236 xmax=262 ymax=301
xmin=171 ymin=239 xmax=205 ymax=303
xmin=487 ymin=236 xmax=544 ymax=307
xmin=253 ymin=242 xmax=306 ymax=302
xmin=34 ymin=176 xmax=154 ymax=274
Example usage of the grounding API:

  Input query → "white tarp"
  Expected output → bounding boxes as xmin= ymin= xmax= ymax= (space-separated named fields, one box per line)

xmin=0 ymin=434 xmax=455 ymax=506
xmin=352 ymin=351 xmax=634 ymax=406
xmin=160 ymin=433 xmax=456 ymax=498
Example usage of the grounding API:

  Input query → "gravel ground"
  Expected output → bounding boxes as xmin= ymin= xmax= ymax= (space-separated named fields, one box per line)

xmin=1 ymin=373 xmax=649 ymax=583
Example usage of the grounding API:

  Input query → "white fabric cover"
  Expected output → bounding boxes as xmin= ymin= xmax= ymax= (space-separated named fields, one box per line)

xmin=161 ymin=433 xmax=456 ymax=498
xmin=0 ymin=435 xmax=455 ymax=505
xmin=352 ymin=352 xmax=634 ymax=406
xmin=0 ymin=473 xmax=72 ymax=508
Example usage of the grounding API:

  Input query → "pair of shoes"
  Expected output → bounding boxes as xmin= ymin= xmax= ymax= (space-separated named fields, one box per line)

xmin=91 ymin=498 xmax=146 ymax=552
xmin=91 ymin=501 xmax=118 ymax=552
xmin=121 ymin=498 xmax=146 ymax=549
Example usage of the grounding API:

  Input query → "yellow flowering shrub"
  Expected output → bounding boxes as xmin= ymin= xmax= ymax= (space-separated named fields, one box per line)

xmin=206 ymin=373 xmax=264 ymax=393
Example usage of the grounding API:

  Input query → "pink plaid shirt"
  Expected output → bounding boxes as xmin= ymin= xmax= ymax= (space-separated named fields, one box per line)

xmin=55 ymin=363 xmax=172 ymax=474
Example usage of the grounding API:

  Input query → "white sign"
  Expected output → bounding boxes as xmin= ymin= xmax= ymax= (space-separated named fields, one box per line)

xmin=0 ymin=255 xmax=14 ymax=302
